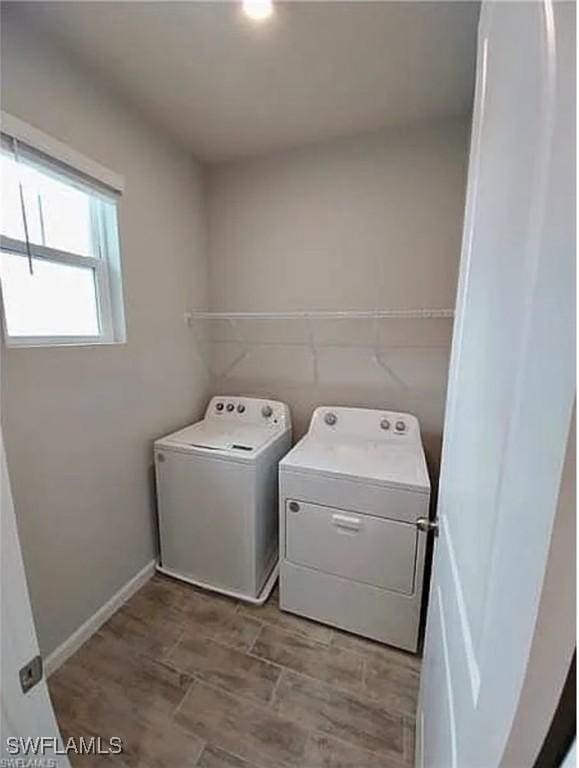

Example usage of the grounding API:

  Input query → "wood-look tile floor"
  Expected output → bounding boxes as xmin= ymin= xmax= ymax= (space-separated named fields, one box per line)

xmin=49 ymin=574 xmax=421 ymax=768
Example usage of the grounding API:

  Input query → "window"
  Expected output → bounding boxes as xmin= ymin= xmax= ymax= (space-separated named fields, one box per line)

xmin=0 ymin=118 xmax=126 ymax=346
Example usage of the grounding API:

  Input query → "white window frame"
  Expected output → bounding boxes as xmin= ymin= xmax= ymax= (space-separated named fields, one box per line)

xmin=0 ymin=112 xmax=126 ymax=348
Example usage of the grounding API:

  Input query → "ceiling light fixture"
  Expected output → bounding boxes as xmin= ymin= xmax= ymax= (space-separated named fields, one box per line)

xmin=242 ymin=0 xmax=274 ymax=22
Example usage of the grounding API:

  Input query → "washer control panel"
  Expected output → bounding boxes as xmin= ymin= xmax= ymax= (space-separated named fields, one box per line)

xmin=207 ymin=396 xmax=290 ymax=430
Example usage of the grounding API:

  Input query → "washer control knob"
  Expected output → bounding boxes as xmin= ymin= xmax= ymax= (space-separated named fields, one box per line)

xmin=324 ymin=412 xmax=338 ymax=426
xmin=237 ymin=404 xmax=246 ymax=414
xmin=261 ymin=405 xmax=273 ymax=418
xmin=289 ymin=501 xmax=300 ymax=513
xmin=380 ymin=418 xmax=390 ymax=431
xmin=226 ymin=403 xmax=235 ymax=412
xmin=216 ymin=402 xmax=224 ymax=412
xmin=395 ymin=420 xmax=406 ymax=432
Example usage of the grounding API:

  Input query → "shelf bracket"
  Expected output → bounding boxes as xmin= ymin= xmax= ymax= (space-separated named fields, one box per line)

xmin=219 ymin=318 xmax=249 ymax=379
xmin=371 ymin=315 xmax=407 ymax=388
xmin=305 ymin=316 xmax=319 ymax=385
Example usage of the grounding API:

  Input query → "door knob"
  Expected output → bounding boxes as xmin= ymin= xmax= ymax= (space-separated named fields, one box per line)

xmin=417 ymin=517 xmax=439 ymax=536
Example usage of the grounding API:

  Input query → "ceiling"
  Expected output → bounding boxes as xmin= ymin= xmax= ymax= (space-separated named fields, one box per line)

xmin=6 ymin=2 xmax=479 ymax=162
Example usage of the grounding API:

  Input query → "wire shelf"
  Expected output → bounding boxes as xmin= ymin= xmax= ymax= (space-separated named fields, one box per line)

xmin=187 ymin=308 xmax=454 ymax=387
xmin=186 ymin=308 xmax=454 ymax=322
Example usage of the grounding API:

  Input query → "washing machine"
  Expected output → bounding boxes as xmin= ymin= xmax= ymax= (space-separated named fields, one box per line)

xmin=155 ymin=396 xmax=291 ymax=604
xmin=279 ymin=406 xmax=431 ymax=652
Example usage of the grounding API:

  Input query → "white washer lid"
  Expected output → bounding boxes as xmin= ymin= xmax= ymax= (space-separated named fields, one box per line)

xmin=280 ymin=434 xmax=430 ymax=494
xmin=155 ymin=420 xmax=279 ymax=461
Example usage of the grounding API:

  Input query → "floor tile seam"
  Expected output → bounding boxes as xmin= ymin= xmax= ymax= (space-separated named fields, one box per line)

xmin=266 ymin=666 xmax=284 ymax=707
xmin=255 ymin=623 xmax=357 ymax=655
xmin=270 ymin=687 xmax=407 ymax=766
xmin=171 ymin=677 xmax=376 ymax=768
xmin=161 ymin=627 xmax=187 ymax=663
xmin=402 ymin=715 xmax=417 ymax=766
xmin=187 ymin=734 xmax=208 ymax=767
xmin=171 ymin=676 xmax=199 ymax=722
xmin=245 ymin=621 xmax=266 ymax=656
xmin=241 ymin=615 xmax=334 ymax=648
xmin=305 ymin=726 xmax=410 ymax=767
xmin=329 ymin=638 xmax=422 ymax=673
xmin=167 ymin=666 xmax=285 ymax=709
xmin=245 ymin=645 xmax=366 ymax=697
xmin=197 ymin=742 xmax=271 ymax=768
xmin=165 ymin=621 xmax=272 ymax=660
xmin=122 ymin=600 xmax=188 ymax=627
xmin=255 ymin=660 xmax=413 ymax=716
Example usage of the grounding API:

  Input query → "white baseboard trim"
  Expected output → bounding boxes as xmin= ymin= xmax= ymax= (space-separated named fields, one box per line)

xmin=44 ymin=559 xmax=156 ymax=678
xmin=416 ymin=706 xmax=424 ymax=768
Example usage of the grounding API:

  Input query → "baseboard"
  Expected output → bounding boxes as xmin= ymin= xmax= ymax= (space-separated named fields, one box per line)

xmin=416 ymin=706 xmax=424 ymax=768
xmin=44 ymin=558 xmax=156 ymax=678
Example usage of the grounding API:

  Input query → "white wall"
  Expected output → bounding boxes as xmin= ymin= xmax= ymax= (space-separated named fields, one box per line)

xmin=1 ymin=9 xmax=469 ymax=657
xmin=0 ymin=10 xmax=209 ymax=656
xmin=205 ymin=119 xmax=469 ymax=471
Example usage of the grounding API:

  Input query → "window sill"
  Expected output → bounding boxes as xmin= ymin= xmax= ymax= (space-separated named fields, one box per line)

xmin=3 ymin=337 xmax=127 ymax=349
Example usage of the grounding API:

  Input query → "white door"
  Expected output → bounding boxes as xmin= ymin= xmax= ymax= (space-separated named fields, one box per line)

xmin=1 ymin=403 xmax=68 ymax=760
xmin=561 ymin=742 xmax=576 ymax=768
xmin=417 ymin=2 xmax=575 ymax=767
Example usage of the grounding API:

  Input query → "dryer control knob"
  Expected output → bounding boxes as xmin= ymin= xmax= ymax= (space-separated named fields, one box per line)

xmin=380 ymin=418 xmax=391 ymax=430
xmin=237 ymin=404 xmax=246 ymax=414
xmin=289 ymin=501 xmax=300 ymax=513
xmin=216 ymin=402 xmax=224 ymax=412
xmin=261 ymin=405 xmax=273 ymax=418
xmin=226 ymin=403 xmax=235 ymax=412
xmin=324 ymin=412 xmax=338 ymax=426
xmin=395 ymin=420 xmax=406 ymax=432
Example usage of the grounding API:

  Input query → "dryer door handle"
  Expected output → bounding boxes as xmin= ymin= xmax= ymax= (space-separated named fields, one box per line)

xmin=331 ymin=513 xmax=362 ymax=532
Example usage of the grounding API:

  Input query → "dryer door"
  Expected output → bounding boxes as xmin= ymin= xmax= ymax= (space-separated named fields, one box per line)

xmin=285 ymin=500 xmax=417 ymax=595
